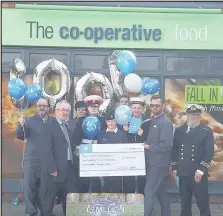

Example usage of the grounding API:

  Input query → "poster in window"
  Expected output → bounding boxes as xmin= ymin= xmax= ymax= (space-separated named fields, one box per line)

xmin=165 ymin=78 xmax=223 ymax=181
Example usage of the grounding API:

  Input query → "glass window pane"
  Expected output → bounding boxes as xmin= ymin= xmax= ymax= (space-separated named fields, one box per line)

xmin=2 ymin=52 xmax=22 ymax=68
xmin=74 ymin=55 xmax=109 ymax=70
xmin=136 ymin=56 xmax=159 ymax=71
xmin=167 ymin=57 xmax=204 ymax=73
xmin=29 ymin=53 xmax=67 ymax=69
xmin=44 ymin=71 xmax=61 ymax=95
xmin=212 ymin=57 xmax=223 ymax=72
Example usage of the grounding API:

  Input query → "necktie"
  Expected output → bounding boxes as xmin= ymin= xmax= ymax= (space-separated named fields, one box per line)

xmin=61 ymin=122 xmax=73 ymax=164
xmin=187 ymin=127 xmax=193 ymax=133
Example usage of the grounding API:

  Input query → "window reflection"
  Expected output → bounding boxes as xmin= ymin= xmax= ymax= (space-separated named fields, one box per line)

xmin=44 ymin=71 xmax=61 ymax=95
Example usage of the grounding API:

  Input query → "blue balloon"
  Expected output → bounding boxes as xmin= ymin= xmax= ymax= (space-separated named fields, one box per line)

xmin=8 ymin=78 xmax=26 ymax=100
xmin=116 ymin=51 xmax=136 ymax=75
xmin=25 ymin=84 xmax=42 ymax=103
xmin=82 ymin=116 xmax=101 ymax=139
xmin=115 ymin=105 xmax=132 ymax=125
xmin=141 ymin=78 xmax=160 ymax=95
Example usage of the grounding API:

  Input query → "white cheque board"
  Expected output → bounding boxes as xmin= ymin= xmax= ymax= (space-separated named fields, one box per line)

xmin=79 ymin=143 xmax=146 ymax=177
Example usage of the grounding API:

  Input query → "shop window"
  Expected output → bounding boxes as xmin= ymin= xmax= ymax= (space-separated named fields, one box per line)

xmin=74 ymin=55 xmax=109 ymax=71
xmin=211 ymin=57 xmax=223 ymax=73
xmin=167 ymin=57 xmax=204 ymax=73
xmin=29 ymin=53 xmax=67 ymax=69
xmin=2 ymin=52 xmax=22 ymax=70
xmin=165 ymin=78 xmax=223 ymax=181
xmin=136 ymin=56 xmax=159 ymax=72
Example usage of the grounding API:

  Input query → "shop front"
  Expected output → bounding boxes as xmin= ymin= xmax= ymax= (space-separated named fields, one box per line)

xmin=2 ymin=4 xmax=223 ymax=193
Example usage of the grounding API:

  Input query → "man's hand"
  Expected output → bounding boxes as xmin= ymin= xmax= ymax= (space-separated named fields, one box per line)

xmin=76 ymin=146 xmax=80 ymax=150
xmin=194 ymin=171 xmax=202 ymax=183
xmin=138 ymin=128 xmax=143 ymax=136
xmin=123 ymin=125 xmax=129 ymax=132
xmin=50 ymin=171 xmax=57 ymax=177
xmin=143 ymin=143 xmax=149 ymax=149
xmin=19 ymin=115 xmax=25 ymax=126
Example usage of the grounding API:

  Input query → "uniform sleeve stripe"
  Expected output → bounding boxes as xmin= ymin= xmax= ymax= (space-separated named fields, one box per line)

xmin=200 ymin=161 xmax=210 ymax=168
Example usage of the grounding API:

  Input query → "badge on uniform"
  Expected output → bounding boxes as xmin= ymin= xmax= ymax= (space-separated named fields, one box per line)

xmin=129 ymin=117 xmax=142 ymax=134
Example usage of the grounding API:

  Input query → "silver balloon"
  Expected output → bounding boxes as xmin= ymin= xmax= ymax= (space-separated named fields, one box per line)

xmin=75 ymin=72 xmax=113 ymax=114
xmin=99 ymin=99 xmax=111 ymax=116
xmin=10 ymin=58 xmax=26 ymax=78
xmin=108 ymin=50 xmax=124 ymax=97
xmin=75 ymin=72 xmax=113 ymax=101
xmin=33 ymin=58 xmax=71 ymax=109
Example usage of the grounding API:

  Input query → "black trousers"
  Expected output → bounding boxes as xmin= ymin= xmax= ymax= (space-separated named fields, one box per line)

xmin=23 ymin=160 xmax=43 ymax=216
xmin=40 ymin=161 xmax=77 ymax=216
xmin=179 ymin=175 xmax=211 ymax=216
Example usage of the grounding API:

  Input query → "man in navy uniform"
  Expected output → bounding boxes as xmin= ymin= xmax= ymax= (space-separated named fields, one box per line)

xmin=123 ymin=97 xmax=149 ymax=194
xmin=16 ymin=98 xmax=51 ymax=216
xmin=139 ymin=95 xmax=173 ymax=216
xmin=97 ymin=109 xmax=128 ymax=193
xmin=171 ymin=104 xmax=214 ymax=216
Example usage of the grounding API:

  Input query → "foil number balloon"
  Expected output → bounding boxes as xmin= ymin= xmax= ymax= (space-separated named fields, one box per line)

xmin=33 ymin=58 xmax=71 ymax=109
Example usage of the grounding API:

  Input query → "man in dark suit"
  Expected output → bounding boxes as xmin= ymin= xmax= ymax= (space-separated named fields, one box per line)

xmin=16 ymin=98 xmax=51 ymax=216
xmin=171 ymin=104 xmax=214 ymax=216
xmin=55 ymin=101 xmax=87 ymax=205
xmin=40 ymin=100 xmax=77 ymax=216
xmin=140 ymin=95 xmax=173 ymax=216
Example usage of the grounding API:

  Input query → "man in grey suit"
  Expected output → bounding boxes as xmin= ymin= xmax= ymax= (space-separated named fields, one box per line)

xmin=40 ymin=100 xmax=77 ymax=216
xmin=16 ymin=98 xmax=51 ymax=216
xmin=139 ymin=95 xmax=173 ymax=216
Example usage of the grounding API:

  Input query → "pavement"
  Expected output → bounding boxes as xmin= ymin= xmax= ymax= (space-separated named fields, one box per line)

xmin=2 ymin=202 xmax=223 ymax=216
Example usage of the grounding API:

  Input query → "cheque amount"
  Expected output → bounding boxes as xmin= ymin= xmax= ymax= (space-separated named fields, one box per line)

xmin=79 ymin=143 xmax=146 ymax=177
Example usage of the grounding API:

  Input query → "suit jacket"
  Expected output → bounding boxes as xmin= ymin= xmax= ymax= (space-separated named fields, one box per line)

xmin=144 ymin=114 xmax=173 ymax=169
xmin=16 ymin=115 xmax=53 ymax=162
xmin=40 ymin=117 xmax=75 ymax=182
xmin=171 ymin=124 xmax=214 ymax=176
xmin=68 ymin=117 xmax=77 ymax=136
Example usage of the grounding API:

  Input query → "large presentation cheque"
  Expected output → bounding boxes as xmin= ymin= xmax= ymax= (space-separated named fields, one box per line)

xmin=79 ymin=143 xmax=146 ymax=177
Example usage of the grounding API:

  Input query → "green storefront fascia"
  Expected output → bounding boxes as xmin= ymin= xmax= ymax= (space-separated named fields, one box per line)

xmin=2 ymin=4 xmax=223 ymax=50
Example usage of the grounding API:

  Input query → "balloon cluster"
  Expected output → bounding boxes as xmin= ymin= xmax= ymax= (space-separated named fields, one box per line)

xmin=7 ymin=59 xmax=42 ymax=108
xmin=115 ymin=51 xmax=160 ymax=96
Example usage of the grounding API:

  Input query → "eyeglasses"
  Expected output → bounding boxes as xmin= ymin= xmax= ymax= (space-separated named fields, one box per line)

xmin=150 ymin=104 xmax=161 ymax=108
xmin=57 ymin=108 xmax=70 ymax=113
xmin=89 ymin=105 xmax=99 ymax=108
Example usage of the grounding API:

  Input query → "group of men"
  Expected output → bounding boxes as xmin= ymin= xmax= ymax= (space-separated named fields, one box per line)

xmin=16 ymin=93 xmax=214 ymax=216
